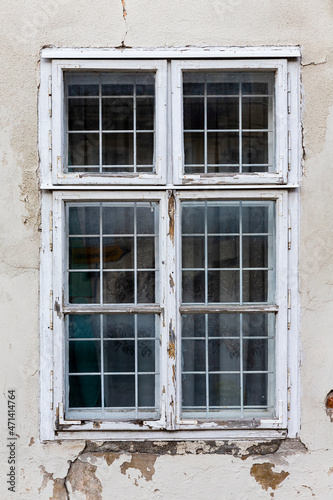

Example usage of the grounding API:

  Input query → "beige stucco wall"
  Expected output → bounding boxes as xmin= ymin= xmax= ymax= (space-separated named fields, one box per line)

xmin=0 ymin=0 xmax=333 ymax=498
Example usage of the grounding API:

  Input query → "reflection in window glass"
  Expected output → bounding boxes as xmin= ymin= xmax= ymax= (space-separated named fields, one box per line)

xmin=183 ymin=72 xmax=274 ymax=174
xmin=65 ymin=72 xmax=155 ymax=173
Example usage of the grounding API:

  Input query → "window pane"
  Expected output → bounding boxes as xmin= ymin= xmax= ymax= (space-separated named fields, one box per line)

xmin=67 ymin=314 xmax=159 ymax=416
xmin=68 ymin=98 xmax=99 ymax=131
xmin=69 ymin=376 xmax=101 ymax=408
xmin=68 ymin=133 xmax=99 ymax=166
xmin=65 ymin=72 xmax=155 ymax=173
xmin=69 ymin=237 xmax=100 ymax=269
xmin=67 ymin=202 xmax=159 ymax=306
xmin=102 ymin=98 xmax=133 ymax=130
xmin=182 ymin=72 xmax=274 ymax=174
xmin=181 ymin=201 xmax=275 ymax=306
xmin=181 ymin=313 xmax=275 ymax=417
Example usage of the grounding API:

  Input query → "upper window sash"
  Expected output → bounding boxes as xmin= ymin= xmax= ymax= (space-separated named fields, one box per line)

xmin=51 ymin=59 xmax=167 ymax=185
xmin=171 ymin=59 xmax=288 ymax=185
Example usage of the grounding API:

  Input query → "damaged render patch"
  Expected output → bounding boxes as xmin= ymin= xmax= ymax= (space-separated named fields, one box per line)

xmin=250 ymin=462 xmax=289 ymax=491
xmin=66 ymin=459 xmax=102 ymax=500
xmin=120 ymin=454 xmax=157 ymax=484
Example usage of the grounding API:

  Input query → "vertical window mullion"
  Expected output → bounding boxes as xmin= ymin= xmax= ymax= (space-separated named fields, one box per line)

xmin=204 ymin=77 xmax=208 ymax=174
xmin=99 ymin=76 xmax=102 ymax=173
xmin=100 ymin=314 xmax=105 ymax=417
xmin=134 ymin=202 xmax=137 ymax=305
xmin=133 ymin=77 xmax=137 ymax=172
xmin=134 ymin=314 xmax=138 ymax=418
xmin=239 ymin=79 xmax=243 ymax=173
xmin=240 ymin=312 xmax=244 ymax=418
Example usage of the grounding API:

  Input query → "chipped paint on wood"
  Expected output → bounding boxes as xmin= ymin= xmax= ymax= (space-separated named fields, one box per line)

xmin=169 ymin=273 xmax=175 ymax=292
xmin=250 ymin=463 xmax=289 ymax=491
xmin=54 ymin=300 xmax=61 ymax=319
xmin=120 ymin=454 xmax=157 ymax=483
xmin=167 ymin=191 xmax=175 ymax=244
xmin=168 ymin=320 xmax=176 ymax=358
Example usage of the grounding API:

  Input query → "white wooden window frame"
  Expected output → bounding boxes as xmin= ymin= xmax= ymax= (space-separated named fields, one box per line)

xmin=39 ymin=47 xmax=300 ymax=441
xmin=172 ymin=59 xmax=288 ymax=186
xmin=51 ymin=59 xmax=167 ymax=186
xmin=40 ymin=189 xmax=292 ymax=441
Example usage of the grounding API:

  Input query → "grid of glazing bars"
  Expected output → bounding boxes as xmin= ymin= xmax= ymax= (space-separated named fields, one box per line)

xmin=181 ymin=200 xmax=276 ymax=417
xmin=66 ymin=314 xmax=160 ymax=419
xmin=66 ymin=202 xmax=159 ymax=305
xmin=183 ymin=72 xmax=274 ymax=174
xmin=65 ymin=72 xmax=156 ymax=173
xmin=181 ymin=200 xmax=276 ymax=304
xmin=65 ymin=201 xmax=160 ymax=418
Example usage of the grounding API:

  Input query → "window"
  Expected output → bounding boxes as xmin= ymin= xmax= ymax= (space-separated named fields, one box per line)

xmin=40 ymin=48 xmax=300 ymax=440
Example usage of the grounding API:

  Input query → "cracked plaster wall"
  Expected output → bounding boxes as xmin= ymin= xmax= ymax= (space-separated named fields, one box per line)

xmin=0 ymin=0 xmax=333 ymax=498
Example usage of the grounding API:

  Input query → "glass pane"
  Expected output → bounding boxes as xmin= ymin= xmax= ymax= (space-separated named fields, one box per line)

xmin=184 ymin=132 xmax=204 ymax=165
xmin=137 ymin=206 xmax=156 ymax=234
xmin=137 ymin=98 xmax=154 ymax=130
xmin=243 ymin=270 xmax=268 ymax=302
xmin=68 ymin=206 xmax=100 ymax=235
xmin=182 ymin=374 xmax=206 ymax=407
xmin=137 ymin=271 xmax=155 ymax=303
xmin=242 ymin=97 xmax=269 ymax=129
xmin=182 ymin=314 xmax=205 ymax=338
xmin=243 ymin=339 xmax=268 ymax=371
xmin=103 ymin=272 xmax=134 ymax=303
xmin=68 ymin=315 xmax=101 ymax=339
xmin=68 ymin=98 xmax=99 ymax=130
xmin=69 ymin=341 xmax=101 ymax=373
xmin=182 ymin=205 xmax=205 ymax=234
xmin=242 ymin=132 xmax=268 ymax=164
xmin=208 ymin=339 xmax=240 ymax=371
xmin=69 ymin=272 xmax=100 ymax=303
xmin=102 ymin=83 xmax=133 ymax=96
xmin=138 ymin=340 xmax=156 ymax=372
xmin=243 ymin=313 xmax=272 ymax=337
xmin=207 ymin=206 xmax=239 ymax=234
xmin=207 ymin=98 xmax=239 ymax=130
xmin=242 ymin=205 xmax=269 ymax=233
xmin=68 ymin=84 xmax=99 ymax=97
xmin=104 ymin=340 xmax=135 ymax=372
xmin=137 ymin=237 xmax=155 ymax=269
xmin=137 ymin=133 xmax=154 ymax=165
xmin=69 ymin=237 xmax=100 ymax=269
xmin=103 ymin=237 xmax=133 ymax=270
xmin=138 ymin=375 xmax=155 ymax=407
xmin=69 ymin=376 xmax=101 ymax=408
xmin=102 ymin=133 xmax=134 ymax=165
xmin=104 ymin=315 xmax=135 ymax=338
xmin=243 ymin=374 xmax=267 ymax=406
xmin=104 ymin=375 xmax=135 ymax=407
xmin=207 ymin=132 xmax=239 ymax=164
xmin=102 ymin=98 xmax=133 ymax=130
xmin=243 ymin=236 xmax=268 ymax=268
xmin=208 ymin=236 xmax=239 ymax=268
xmin=208 ymin=270 xmax=239 ymax=302
xmin=182 ymin=236 xmax=205 ymax=269
xmin=137 ymin=315 xmax=156 ymax=338
xmin=208 ymin=314 xmax=240 ymax=337
xmin=182 ymin=271 xmax=205 ymax=303
xmin=182 ymin=72 xmax=274 ymax=175
xmin=184 ymin=98 xmax=204 ymax=130
xmin=103 ymin=206 xmax=134 ymax=234
xmin=182 ymin=339 xmax=206 ymax=372
xmin=68 ymin=133 xmax=99 ymax=166
xmin=209 ymin=374 xmax=240 ymax=406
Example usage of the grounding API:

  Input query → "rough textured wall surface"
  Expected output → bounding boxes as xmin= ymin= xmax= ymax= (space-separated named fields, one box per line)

xmin=0 ymin=0 xmax=333 ymax=498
